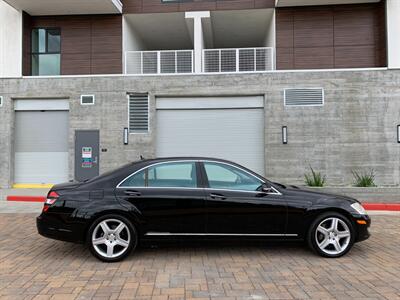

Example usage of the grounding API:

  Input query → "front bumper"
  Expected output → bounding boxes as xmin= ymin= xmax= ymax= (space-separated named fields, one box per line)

xmin=37 ymin=214 xmax=85 ymax=243
xmin=353 ymin=214 xmax=371 ymax=242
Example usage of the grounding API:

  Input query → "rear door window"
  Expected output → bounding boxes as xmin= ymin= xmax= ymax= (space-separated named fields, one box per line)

xmin=119 ymin=162 xmax=197 ymax=188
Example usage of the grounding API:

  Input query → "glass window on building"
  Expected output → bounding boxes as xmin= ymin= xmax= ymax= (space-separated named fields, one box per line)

xmin=31 ymin=28 xmax=61 ymax=76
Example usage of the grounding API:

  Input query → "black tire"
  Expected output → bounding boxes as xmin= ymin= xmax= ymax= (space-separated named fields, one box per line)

xmin=307 ymin=212 xmax=355 ymax=258
xmin=87 ymin=214 xmax=138 ymax=262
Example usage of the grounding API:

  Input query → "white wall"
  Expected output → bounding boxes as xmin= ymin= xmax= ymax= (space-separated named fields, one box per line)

xmin=122 ymin=15 xmax=147 ymax=73
xmin=264 ymin=10 xmax=276 ymax=70
xmin=0 ymin=0 xmax=22 ymax=78
xmin=386 ymin=0 xmax=400 ymax=69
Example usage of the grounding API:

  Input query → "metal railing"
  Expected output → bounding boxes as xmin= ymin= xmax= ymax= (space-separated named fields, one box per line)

xmin=125 ymin=50 xmax=194 ymax=75
xmin=202 ymin=47 xmax=274 ymax=73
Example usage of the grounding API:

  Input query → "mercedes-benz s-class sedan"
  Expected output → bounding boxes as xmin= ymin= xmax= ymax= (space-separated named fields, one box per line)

xmin=37 ymin=157 xmax=370 ymax=262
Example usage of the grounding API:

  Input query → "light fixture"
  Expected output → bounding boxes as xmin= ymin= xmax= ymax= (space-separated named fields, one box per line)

xmin=398 ymin=125 xmax=400 ymax=143
xmin=282 ymin=126 xmax=288 ymax=144
xmin=80 ymin=95 xmax=95 ymax=105
xmin=123 ymin=127 xmax=129 ymax=145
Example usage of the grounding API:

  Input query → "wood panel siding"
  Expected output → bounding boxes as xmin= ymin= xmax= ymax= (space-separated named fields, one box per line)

xmin=276 ymin=2 xmax=387 ymax=70
xmin=123 ymin=0 xmax=275 ymax=14
xmin=22 ymin=14 xmax=122 ymax=75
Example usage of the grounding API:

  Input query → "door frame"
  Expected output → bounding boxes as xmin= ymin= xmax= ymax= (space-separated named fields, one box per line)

xmin=74 ymin=129 xmax=100 ymax=182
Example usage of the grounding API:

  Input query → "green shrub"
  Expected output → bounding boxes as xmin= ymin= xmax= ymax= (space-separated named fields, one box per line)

xmin=304 ymin=166 xmax=326 ymax=187
xmin=352 ymin=169 xmax=376 ymax=187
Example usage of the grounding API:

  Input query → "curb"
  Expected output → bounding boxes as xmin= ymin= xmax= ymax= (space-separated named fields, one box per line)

xmin=362 ymin=203 xmax=400 ymax=211
xmin=7 ymin=196 xmax=46 ymax=202
xmin=5 ymin=195 xmax=400 ymax=211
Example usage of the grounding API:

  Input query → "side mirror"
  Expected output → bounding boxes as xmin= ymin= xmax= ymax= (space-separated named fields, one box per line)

xmin=261 ymin=184 xmax=274 ymax=194
xmin=262 ymin=187 xmax=273 ymax=193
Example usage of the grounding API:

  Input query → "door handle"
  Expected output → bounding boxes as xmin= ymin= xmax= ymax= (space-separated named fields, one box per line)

xmin=124 ymin=190 xmax=141 ymax=197
xmin=209 ymin=193 xmax=226 ymax=200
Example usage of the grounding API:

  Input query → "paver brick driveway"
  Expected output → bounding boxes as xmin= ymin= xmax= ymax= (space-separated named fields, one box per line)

xmin=0 ymin=213 xmax=399 ymax=300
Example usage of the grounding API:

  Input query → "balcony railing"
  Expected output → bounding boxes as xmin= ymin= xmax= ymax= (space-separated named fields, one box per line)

xmin=125 ymin=50 xmax=194 ymax=75
xmin=202 ymin=47 xmax=274 ymax=73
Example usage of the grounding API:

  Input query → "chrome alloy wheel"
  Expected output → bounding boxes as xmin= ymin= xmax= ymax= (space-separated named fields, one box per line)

xmin=91 ymin=219 xmax=131 ymax=259
xmin=315 ymin=217 xmax=351 ymax=255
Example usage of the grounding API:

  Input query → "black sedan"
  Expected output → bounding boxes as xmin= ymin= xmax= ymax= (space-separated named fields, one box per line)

xmin=37 ymin=157 xmax=371 ymax=262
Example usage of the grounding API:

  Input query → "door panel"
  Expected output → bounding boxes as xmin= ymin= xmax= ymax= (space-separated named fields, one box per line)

xmin=75 ymin=130 xmax=99 ymax=182
xmin=205 ymin=190 xmax=287 ymax=234
xmin=116 ymin=187 xmax=206 ymax=234
xmin=115 ymin=161 xmax=207 ymax=234
xmin=201 ymin=161 xmax=287 ymax=235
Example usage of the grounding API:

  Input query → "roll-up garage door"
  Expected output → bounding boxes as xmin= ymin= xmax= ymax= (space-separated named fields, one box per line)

xmin=14 ymin=100 xmax=69 ymax=184
xmin=156 ymin=96 xmax=265 ymax=175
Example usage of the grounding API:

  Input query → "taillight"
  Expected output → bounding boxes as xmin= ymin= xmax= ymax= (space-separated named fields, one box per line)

xmin=43 ymin=191 xmax=59 ymax=212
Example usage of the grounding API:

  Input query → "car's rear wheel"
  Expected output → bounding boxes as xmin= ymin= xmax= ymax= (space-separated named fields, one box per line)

xmin=87 ymin=214 xmax=137 ymax=262
xmin=308 ymin=212 xmax=355 ymax=258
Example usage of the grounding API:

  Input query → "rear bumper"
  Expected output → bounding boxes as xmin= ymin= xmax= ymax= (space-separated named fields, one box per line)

xmin=37 ymin=214 xmax=85 ymax=243
xmin=353 ymin=214 xmax=371 ymax=242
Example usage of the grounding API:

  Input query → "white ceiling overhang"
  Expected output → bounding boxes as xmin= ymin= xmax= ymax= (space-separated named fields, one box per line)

xmin=4 ymin=0 xmax=122 ymax=15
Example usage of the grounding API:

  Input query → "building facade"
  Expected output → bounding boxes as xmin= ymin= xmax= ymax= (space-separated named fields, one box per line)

xmin=0 ymin=0 xmax=399 ymax=188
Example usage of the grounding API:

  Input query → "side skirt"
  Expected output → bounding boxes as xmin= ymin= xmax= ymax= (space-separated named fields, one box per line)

xmin=144 ymin=232 xmax=298 ymax=237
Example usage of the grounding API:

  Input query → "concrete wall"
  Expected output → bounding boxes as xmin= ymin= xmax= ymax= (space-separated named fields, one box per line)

xmin=0 ymin=0 xmax=22 ymax=78
xmin=0 ymin=69 xmax=399 ymax=188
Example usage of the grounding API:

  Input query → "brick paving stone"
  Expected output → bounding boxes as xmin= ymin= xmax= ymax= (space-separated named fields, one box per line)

xmin=0 ymin=213 xmax=400 ymax=299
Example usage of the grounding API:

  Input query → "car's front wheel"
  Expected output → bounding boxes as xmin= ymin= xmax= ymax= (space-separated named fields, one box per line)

xmin=308 ymin=212 xmax=355 ymax=258
xmin=87 ymin=214 xmax=137 ymax=262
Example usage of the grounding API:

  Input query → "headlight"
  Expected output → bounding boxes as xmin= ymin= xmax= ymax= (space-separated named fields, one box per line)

xmin=351 ymin=203 xmax=367 ymax=215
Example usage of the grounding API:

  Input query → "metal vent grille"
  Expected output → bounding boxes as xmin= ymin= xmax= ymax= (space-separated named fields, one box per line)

xmin=129 ymin=94 xmax=149 ymax=133
xmin=284 ymin=88 xmax=324 ymax=106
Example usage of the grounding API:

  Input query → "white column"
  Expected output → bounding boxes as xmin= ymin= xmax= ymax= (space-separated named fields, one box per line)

xmin=0 ymin=1 xmax=22 ymax=77
xmin=185 ymin=11 xmax=210 ymax=74
xmin=387 ymin=0 xmax=400 ymax=69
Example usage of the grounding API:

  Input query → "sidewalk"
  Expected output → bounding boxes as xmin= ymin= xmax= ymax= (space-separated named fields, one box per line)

xmin=1 ymin=214 xmax=399 ymax=299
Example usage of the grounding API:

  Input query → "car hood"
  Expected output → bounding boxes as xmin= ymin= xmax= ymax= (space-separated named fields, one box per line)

xmin=279 ymin=185 xmax=359 ymax=204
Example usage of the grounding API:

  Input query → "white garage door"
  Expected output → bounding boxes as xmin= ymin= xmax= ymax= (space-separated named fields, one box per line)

xmin=156 ymin=96 xmax=265 ymax=175
xmin=14 ymin=100 xmax=69 ymax=184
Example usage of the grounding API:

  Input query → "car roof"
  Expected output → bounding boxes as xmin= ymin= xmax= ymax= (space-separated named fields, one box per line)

xmin=138 ymin=157 xmax=238 ymax=164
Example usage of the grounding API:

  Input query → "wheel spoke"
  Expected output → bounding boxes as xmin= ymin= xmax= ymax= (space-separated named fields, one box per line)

xmin=114 ymin=223 xmax=125 ymax=235
xmin=317 ymin=225 xmax=329 ymax=236
xmin=92 ymin=237 xmax=107 ymax=245
xmin=337 ymin=230 xmax=350 ymax=239
xmin=100 ymin=221 xmax=111 ymax=234
xmin=318 ymin=237 xmax=330 ymax=250
xmin=333 ymin=239 xmax=342 ymax=252
xmin=107 ymin=243 xmax=114 ymax=257
xmin=116 ymin=237 xmax=129 ymax=248
xmin=331 ymin=218 xmax=339 ymax=231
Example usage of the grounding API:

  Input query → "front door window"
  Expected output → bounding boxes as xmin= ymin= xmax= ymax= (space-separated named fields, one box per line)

xmin=204 ymin=162 xmax=263 ymax=191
